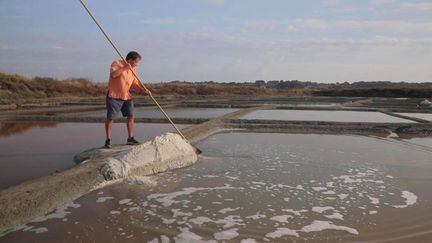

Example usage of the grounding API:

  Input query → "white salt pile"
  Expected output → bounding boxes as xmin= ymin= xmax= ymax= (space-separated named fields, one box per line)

xmin=100 ymin=133 xmax=198 ymax=180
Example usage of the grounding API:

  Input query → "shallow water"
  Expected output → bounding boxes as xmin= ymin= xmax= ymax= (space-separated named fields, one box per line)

xmin=76 ymin=107 xmax=239 ymax=119
xmin=397 ymin=113 xmax=432 ymax=122
xmin=3 ymin=132 xmax=432 ymax=242
xmin=0 ymin=122 xmax=189 ymax=189
xmin=277 ymin=103 xmax=338 ymax=108
xmin=243 ymin=110 xmax=416 ymax=123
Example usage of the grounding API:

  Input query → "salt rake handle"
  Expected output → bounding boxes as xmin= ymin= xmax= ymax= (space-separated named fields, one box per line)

xmin=78 ymin=0 xmax=188 ymax=141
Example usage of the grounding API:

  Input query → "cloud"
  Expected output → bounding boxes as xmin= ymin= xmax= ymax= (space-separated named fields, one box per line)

xmin=334 ymin=8 xmax=355 ymax=13
xmin=3 ymin=28 xmax=431 ymax=82
xmin=124 ymin=27 xmax=432 ymax=82
xmin=139 ymin=18 xmax=200 ymax=25
xmin=330 ymin=20 xmax=432 ymax=33
xmin=140 ymin=18 xmax=178 ymax=25
xmin=243 ymin=19 xmax=432 ymax=33
xmin=203 ymin=0 xmax=225 ymax=6
xmin=322 ymin=0 xmax=338 ymax=6
xmin=115 ymin=11 xmax=143 ymax=17
xmin=370 ymin=0 xmax=396 ymax=5
xmin=400 ymin=2 xmax=432 ymax=11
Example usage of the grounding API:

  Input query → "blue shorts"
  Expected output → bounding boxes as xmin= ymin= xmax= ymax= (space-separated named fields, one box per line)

xmin=106 ymin=96 xmax=134 ymax=119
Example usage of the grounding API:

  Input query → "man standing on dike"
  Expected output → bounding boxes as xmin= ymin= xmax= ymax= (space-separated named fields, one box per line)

xmin=104 ymin=51 xmax=151 ymax=148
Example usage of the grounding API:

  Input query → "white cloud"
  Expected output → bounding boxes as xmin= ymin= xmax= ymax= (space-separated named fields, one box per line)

xmin=125 ymin=28 xmax=432 ymax=82
xmin=400 ymin=2 xmax=432 ymax=11
xmin=139 ymin=18 xmax=200 ymax=25
xmin=331 ymin=20 xmax=432 ymax=32
xmin=334 ymin=8 xmax=355 ymax=13
xmin=204 ymin=0 xmax=225 ymax=6
xmin=3 ymin=30 xmax=431 ymax=82
xmin=322 ymin=0 xmax=339 ymax=6
xmin=244 ymin=19 xmax=432 ymax=33
xmin=115 ymin=11 xmax=143 ymax=17
xmin=371 ymin=0 xmax=397 ymax=5
xmin=140 ymin=18 xmax=178 ymax=25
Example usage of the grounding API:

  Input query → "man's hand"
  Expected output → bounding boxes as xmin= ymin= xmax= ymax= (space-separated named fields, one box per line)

xmin=144 ymin=89 xmax=152 ymax=96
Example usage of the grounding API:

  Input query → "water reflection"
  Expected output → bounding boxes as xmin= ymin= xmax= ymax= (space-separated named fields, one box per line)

xmin=0 ymin=122 xmax=58 ymax=137
xmin=0 ymin=122 xmax=190 ymax=189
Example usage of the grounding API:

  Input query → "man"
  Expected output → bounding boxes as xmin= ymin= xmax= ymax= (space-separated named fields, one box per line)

xmin=104 ymin=51 xmax=151 ymax=148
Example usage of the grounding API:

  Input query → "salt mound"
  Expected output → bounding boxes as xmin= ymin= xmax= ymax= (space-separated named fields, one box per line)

xmin=100 ymin=133 xmax=198 ymax=180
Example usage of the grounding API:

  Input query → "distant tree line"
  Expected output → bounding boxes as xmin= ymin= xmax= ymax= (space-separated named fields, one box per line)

xmin=313 ymin=88 xmax=432 ymax=98
xmin=253 ymin=80 xmax=432 ymax=90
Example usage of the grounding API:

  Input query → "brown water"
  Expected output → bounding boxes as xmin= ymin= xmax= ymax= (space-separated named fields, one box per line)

xmin=2 ymin=132 xmax=431 ymax=242
xmin=0 ymin=122 xmax=189 ymax=189
xmin=243 ymin=110 xmax=416 ymax=123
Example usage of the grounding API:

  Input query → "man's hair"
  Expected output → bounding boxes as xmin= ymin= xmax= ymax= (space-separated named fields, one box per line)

xmin=126 ymin=51 xmax=141 ymax=61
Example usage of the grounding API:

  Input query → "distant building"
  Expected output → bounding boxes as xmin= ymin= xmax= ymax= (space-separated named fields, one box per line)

xmin=267 ymin=80 xmax=280 ymax=88
xmin=255 ymin=80 xmax=266 ymax=88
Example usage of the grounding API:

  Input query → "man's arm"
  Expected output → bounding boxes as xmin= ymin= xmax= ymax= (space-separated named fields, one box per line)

xmin=131 ymin=78 xmax=152 ymax=96
xmin=110 ymin=61 xmax=130 ymax=78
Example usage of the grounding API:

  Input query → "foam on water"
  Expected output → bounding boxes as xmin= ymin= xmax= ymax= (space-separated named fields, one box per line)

xmin=266 ymin=227 xmax=299 ymax=238
xmin=174 ymin=227 xmax=216 ymax=243
xmin=270 ymin=215 xmax=294 ymax=223
xmin=214 ymin=228 xmax=239 ymax=240
xmin=301 ymin=220 xmax=359 ymax=235
xmin=29 ymin=227 xmax=48 ymax=234
xmin=393 ymin=191 xmax=418 ymax=208
xmin=96 ymin=197 xmax=114 ymax=203
xmin=8 ymin=133 xmax=427 ymax=242
xmin=147 ymin=185 xmax=243 ymax=207
xmin=240 ymin=239 xmax=258 ymax=243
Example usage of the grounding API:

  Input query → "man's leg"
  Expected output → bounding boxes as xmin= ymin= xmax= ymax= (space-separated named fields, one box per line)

xmin=105 ymin=96 xmax=122 ymax=148
xmin=126 ymin=116 xmax=139 ymax=145
xmin=104 ymin=119 xmax=113 ymax=148
xmin=123 ymin=99 xmax=139 ymax=145
xmin=105 ymin=119 xmax=113 ymax=140
xmin=126 ymin=116 xmax=134 ymax=139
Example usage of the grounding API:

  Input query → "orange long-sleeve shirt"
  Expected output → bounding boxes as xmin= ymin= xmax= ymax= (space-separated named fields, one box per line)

xmin=107 ymin=60 xmax=142 ymax=100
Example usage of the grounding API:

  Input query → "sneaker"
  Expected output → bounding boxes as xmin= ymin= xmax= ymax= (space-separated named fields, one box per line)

xmin=126 ymin=137 xmax=139 ymax=145
xmin=104 ymin=139 xmax=112 ymax=148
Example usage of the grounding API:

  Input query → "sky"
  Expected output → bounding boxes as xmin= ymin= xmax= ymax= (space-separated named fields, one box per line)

xmin=1 ymin=0 xmax=431 ymax=83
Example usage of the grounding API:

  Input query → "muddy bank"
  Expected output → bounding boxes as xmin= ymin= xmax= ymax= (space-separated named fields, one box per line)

xmin=2 ymin=96 xmax=431 ymax=117
xmin=0 ymin=115 xmax=208 ymax=124
xmin=0 ymin=133 xmax=197 ymax=235
xmin=226 ymin=119 xmax=432 ymax=137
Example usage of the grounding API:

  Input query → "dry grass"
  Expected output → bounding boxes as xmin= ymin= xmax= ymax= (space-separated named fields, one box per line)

xmin=147 ymin=82 xmax=311 ymax=97
xmin=0 ymin=72 xmax=309 ymax=106
xmin=0 ymin=72 xmax=105 ymax=104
